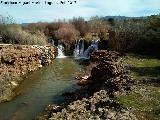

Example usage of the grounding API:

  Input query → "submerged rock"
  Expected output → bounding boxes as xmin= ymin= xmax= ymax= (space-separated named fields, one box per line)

xmin=76 ymin=75 xmax=92 ymax=86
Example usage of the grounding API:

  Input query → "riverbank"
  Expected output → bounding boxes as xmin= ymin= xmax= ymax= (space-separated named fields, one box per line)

xmin=0 ymin=58 xmax=84 ymax=120
xmin=117 ymin=54 xmax=160 ymax=120
xmin=36 ymin=50 xmax=137 ymax=120
xmin=0 ymin=44 xmax=56 ymax=103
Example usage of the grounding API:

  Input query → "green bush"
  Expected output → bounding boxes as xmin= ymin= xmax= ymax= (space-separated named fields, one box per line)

xmin=134 ymin=15 xmax=160 ymax=55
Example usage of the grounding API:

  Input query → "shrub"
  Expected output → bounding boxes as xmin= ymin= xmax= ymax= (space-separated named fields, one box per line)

xmin=26 ymin=22 xmax=48 ymax=33
xmin=2 ymin=24 xmax=47 ymax=45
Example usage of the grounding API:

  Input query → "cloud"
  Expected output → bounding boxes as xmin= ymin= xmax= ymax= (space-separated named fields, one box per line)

xmin=0 ymin=0 xmax=160 ymax=23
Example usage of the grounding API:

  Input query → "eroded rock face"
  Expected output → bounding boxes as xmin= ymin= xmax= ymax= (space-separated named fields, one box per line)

xmin=0 ymin=44 xmax=56 ymax=102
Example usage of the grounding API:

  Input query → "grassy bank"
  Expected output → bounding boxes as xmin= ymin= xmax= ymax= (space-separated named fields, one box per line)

xmin=117 ymin=54 xmax=160 ymax=120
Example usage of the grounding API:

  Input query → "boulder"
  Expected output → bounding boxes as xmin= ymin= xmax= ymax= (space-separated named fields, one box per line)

xmin=91 ymin=61 xmax=124 ymax=81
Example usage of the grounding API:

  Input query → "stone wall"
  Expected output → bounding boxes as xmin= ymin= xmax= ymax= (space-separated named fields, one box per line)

xmin=0 ymin=44 xmax=56 ymax=102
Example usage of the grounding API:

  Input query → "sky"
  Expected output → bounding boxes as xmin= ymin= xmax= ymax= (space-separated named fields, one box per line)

xmin=0 ymin=0 xmax=160 ymax=23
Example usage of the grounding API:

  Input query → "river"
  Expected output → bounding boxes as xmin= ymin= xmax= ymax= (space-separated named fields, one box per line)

xmin=0 ymin=58 xmax=84 ymax=120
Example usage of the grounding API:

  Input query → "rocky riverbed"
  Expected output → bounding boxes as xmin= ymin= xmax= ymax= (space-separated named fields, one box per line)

xmin=36 ymin=50 xmax=137 ymax=120
xmin=0 ymin=44 xmax=56 ymax=102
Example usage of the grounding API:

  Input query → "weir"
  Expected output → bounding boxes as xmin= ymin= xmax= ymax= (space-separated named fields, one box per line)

xmin=50 ymin=38 xmax=99 ymax=59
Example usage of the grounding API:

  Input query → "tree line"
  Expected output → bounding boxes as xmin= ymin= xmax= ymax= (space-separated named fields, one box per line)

xmin=0 ymin=14 xmax=160 ymax=55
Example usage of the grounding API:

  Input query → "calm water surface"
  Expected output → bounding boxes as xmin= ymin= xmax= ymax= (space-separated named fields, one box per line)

xmin=0 ymin=58 xmax=84 ymax=120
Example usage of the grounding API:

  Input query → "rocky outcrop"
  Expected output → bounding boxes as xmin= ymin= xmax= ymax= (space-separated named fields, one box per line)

xmin=0 ymin=44 xmax=56 ymax=102
xmin=32 ymin=45 xmax=56 ymax=65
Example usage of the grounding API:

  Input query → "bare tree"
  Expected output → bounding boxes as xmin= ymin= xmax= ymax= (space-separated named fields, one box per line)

xmin=0 ymin=14 xmax=14 ymax=24
xmin=70 ymin=17 xmax=89 ymax=37
xmin=109 ymin=19 xmax=147 ymax=51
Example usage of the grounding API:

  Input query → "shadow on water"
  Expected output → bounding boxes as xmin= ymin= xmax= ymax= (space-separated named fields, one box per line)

xmin=0 ymin=58 xmax=84 ymax=120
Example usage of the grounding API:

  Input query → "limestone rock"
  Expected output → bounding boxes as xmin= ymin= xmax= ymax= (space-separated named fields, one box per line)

xmin=0 ymin=44 xmax=56 ymax=103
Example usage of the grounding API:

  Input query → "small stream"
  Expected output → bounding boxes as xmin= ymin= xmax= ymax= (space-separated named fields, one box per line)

xmin=0 ymin=58 xmax=84 ymax=120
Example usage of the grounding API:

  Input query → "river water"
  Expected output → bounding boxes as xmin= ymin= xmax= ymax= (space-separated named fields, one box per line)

xmin=0 ymin=58 xmax=84 ymax=120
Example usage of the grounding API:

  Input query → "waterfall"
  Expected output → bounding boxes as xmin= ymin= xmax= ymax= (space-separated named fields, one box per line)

xmin=80 ymin=40 xmax=84 ymax=56
xmin=83 ymin=39 xmax=99 ymax=58
xmin=57 ymin=42 xmax=66 ymax=58
xmin=73 ymin=40 xmax=79 ymax=57
xmin=74 ymin=39 xmax=99 ymax=59
xmin=52 ymin=39 xmax=54 ymax=46
xmin=74 ymin=39 xmax=84 ymax=58
xmin=48 ymin=38 xmax=66 ymax=58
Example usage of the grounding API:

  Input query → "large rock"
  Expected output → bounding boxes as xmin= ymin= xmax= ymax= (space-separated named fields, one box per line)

xmin=91 ymin=61 xmax=124 ymax=81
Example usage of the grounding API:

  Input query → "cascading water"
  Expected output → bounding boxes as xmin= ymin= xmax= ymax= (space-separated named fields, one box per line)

xmin=52 ymin=39 xmax=54 ymax=46
xmin=57 ymin=42 xmax=66 ymax=58
xmin=73 ymin=40 xmax=79 ymax=57
xmin=83 ymin=39 xmax=99 ymax=58
xmin=74 ymin=39 xmax=99 ymax=59
xmin=74 ymin=39 xmax=84 ymax=58
xmin=48 ymin=39 xmax=66 ymax=58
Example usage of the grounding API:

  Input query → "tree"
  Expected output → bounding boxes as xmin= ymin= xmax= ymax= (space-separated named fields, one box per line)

xmin=148 ymin=15 xmax=160 ymax=30
xmin=0 ymin=14 xmax=15 ymax=38
xmin=136 ymin=15 xmax=160 ymax=55
xmin=55 ymin=23 xmax=80 ymax=44
xmin=89 ymin=16 xmax=109 ymax=40
xmin=109 ymin=19 xmax=147 ymax=51
xmin=70 ymin=17 xmax=89 ymax=37
xmin=26 ymin=22 xmax=48 ymax=33
xmin=0 ymin=14 xmax=14 ymax=24
xmin=44 ymin=22 xmax=62 ymax=38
